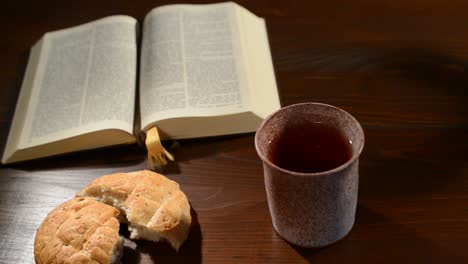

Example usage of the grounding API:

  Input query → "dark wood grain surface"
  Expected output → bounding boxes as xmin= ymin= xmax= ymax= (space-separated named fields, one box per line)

xmin=1 ymin=0 xmax=468 ymax=263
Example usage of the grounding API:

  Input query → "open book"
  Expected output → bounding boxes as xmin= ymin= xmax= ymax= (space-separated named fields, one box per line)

xmin=2 ymin=2 xmax=280 ymax=164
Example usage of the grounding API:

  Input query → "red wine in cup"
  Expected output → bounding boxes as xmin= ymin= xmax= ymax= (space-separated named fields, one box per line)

xmin=268 ymin=122 xmax=352 ymax=173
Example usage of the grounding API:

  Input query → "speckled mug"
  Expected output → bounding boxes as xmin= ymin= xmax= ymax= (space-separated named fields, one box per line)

xmin=255 ymin=102 xmax=364 ymax=248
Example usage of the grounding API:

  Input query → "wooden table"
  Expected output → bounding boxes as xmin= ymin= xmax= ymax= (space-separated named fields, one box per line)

xmin=1 ymin=0 xmax=468 ymax=263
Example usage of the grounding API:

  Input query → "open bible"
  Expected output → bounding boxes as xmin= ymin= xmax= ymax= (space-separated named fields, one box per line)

xmin=2 ymin=2 xmax=280 ymax=164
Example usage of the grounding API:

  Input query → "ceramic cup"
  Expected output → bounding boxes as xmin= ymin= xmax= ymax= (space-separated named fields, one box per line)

xmin=255 ymin=102 xmax=364 ymax=248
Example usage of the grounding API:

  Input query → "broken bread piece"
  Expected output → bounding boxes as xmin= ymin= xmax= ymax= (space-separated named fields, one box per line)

xmin=34 ymin=197 xmax=123 ymax=264
xmin=77 ymin=170 xmax=191 ymax=251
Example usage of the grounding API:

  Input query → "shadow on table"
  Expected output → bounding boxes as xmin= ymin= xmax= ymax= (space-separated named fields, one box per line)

xmin=358 ymin=46 xmax=468 ymax=195
xmin=288 ymin=204 xmax=465 ymax=263
xmin=1 ymin=133 xmax=255 ymax=173
xmin=154 ymin=133 xmax=257 ymax=175
xmin=120 ymin=207 xmax=202 ymax=264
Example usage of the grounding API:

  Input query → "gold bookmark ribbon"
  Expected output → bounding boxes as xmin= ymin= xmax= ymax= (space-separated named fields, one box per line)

xmin=145 ymin=126 xmax=174 ymax=169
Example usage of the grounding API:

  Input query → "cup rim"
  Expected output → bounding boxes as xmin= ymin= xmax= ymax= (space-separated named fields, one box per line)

xmin=255 ymin=102 xmax=365 ymax=177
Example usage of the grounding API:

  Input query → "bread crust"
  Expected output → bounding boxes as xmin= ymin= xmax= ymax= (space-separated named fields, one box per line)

xmin=77 ymin=170 xmax=191 ymax=250
xmin=34 ymin=197 xmax=121 ymax=264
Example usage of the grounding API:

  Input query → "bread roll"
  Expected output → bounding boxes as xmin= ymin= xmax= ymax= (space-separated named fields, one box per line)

xmin=77 ymin=170 xmax=191 ymax=251
xmin=34 ymin=197 xmax=123 ymax=264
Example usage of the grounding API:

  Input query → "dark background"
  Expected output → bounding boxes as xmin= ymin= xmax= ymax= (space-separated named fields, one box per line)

xmin=1 ymin=0 xmax=468 ymax=263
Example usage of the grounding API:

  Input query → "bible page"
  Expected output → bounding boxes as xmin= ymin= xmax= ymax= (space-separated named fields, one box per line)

xmin=237 ymin=5 xmax=281 ymax=119
xmin=139 ymin=2 xmax=251 ymax=131
xmin=19 ymin=16 xmax=138 ymax=149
